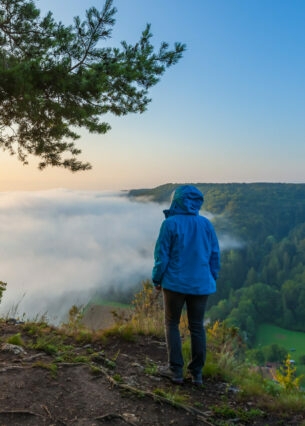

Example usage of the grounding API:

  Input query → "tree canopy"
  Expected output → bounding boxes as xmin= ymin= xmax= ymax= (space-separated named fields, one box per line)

xmin=0 ymin=0 xmax=185 ymax=171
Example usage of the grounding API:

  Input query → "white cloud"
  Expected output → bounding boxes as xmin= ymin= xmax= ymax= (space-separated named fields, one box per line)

xmin=0 ymin=190 xmax=163 ymax=322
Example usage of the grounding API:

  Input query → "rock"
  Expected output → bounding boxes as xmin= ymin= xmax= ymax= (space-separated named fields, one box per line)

xmin=1 ymin=343 xmax=27 ymax=355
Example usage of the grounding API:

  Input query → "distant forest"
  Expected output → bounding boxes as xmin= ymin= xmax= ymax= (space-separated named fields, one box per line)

xmin=129 ymin=183 xmax=305 ymax=345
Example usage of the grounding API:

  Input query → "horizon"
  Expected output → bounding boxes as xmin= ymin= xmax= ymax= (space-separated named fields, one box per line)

xmin=1 ymin=180 xmax=305 ymax=194
xmin=1 ymin=0 xmax=305 ymax=191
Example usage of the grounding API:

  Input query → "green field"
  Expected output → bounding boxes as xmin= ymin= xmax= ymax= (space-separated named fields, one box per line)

xmin=256 ymin=323 xmax=305 ymax=357
xmin=256 ymin=323 xmax=305 ymax=378
xmin=87 ymin=297 xmax=130 ymax=310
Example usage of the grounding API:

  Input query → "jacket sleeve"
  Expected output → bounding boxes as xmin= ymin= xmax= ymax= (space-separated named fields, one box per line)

xmin=152 ymin=220 xmax=171 ymax=286
xmin=209 ymin=223 xmax=221 ymax=280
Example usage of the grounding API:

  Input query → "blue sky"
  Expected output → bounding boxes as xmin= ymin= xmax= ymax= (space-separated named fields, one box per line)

xmin=1 ymin=0 xmax=305 ymax=190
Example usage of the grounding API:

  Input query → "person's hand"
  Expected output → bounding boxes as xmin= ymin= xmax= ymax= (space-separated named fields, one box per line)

xmin=155 ymin=284 xmax=162 ymax=291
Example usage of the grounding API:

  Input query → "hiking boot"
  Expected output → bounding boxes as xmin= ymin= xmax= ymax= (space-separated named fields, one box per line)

xmin=158 ymin=365 xmax=184 ymax=385
xmin=187 ymin=369 xmax=203 ymax=386
xmin=191 ymin=373 xmax=203 ymax=386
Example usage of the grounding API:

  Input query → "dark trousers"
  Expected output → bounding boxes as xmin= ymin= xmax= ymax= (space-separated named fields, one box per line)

xmin=163 ymin=289 xmax=208 ymax=377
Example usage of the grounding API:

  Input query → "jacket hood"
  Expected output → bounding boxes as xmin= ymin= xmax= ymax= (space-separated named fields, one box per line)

xmin=163 ymin=185 xmax=204 ymax=218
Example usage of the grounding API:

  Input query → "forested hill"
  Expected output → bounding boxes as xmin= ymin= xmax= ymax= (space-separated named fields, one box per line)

xmin=128 ymin=183 xmax=305 ymax=344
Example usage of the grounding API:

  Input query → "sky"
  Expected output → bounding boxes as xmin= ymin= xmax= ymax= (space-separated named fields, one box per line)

xmin=1 ymin=0 xmax=305 ymax=191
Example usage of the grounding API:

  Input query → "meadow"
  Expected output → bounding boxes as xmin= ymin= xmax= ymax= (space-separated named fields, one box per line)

xmin=256 ymin=323 xmax=305 ymax=378
xmin=256 ymin=324 xmax=305 ymax=359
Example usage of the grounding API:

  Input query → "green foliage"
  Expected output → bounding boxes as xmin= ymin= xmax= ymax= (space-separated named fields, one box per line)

xmin=153 ymin=388 xmax=189 ymax=406
xmin=144 ymin=359 xmax=158 ymax=375
xmin=6 ymin=332 xmax=24 ymax=346
xmin=22 ymin=320 xmax=51 ymax=336
xmin=33 ymin=361 xmax=58 ymax=378
xmin=103 ymin=357 xmax=116 ymax=369
xmin=246 ymin=348 xmax=265 ymax=366
xmin=112 ymin=373 xmax=123 ymax=383
xmin=102 ymin=322 xmax=136 ymax=342
xmin=74 ymin=329 xmax=92 ymax=345
xmin=90 ymin=365 xmax=102 ymax=376
xmin=211 ymin=404 xmax=265 ymax=423
xmin=262 ymin=379 xmax=282 ymax=397
xmin=32 ymin=335 xmax=60 ymax=355
xmin=264 ymin=344 xmax=288 ymax=363
xmin=0 ymin=0 xmax=185 ymax=170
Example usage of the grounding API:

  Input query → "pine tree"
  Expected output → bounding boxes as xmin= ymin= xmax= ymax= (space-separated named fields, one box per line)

xmin=0 ymin=0 xmax=185 ymax=170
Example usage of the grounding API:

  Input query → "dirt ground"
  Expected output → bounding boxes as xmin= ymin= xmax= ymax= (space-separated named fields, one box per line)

xmin=0 ymin=318 xmax=304 ymax=426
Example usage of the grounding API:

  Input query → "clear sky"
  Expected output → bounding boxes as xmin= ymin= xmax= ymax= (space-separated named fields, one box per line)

xmin=1 ymin=0 xmax=305 ymax=191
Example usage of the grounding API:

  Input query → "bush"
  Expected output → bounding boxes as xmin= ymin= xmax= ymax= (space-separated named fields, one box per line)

xmin=130 ymin=279 xmax=164 ymax=336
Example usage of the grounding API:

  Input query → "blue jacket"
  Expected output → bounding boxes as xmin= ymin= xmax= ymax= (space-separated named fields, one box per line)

xmin=152 ymin=185 xmax=220 ymax=295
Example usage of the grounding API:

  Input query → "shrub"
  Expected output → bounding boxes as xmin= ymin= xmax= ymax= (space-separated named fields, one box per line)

xmin=275 ymin=355 xmax=304 ymax=391
xmin=7 ymin=333 xmax=24 ymax=346
xmin=130 ymin=279 xmax=164 ymax=337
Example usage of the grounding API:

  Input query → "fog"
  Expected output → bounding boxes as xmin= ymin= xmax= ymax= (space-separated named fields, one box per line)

xmin=0 ymin=189 xmax=241 ymax=322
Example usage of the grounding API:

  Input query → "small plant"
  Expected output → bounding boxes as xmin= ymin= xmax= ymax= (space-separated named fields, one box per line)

xmin=74 ymin=329 xmax=93 ymax=345
xmin=72 ymin=355 xmax=90 ymax=363
xmin=104 ymin=358 xmax=116 ymax=369
xmin=22 ymin=321 xmax=54 ymax=336
xmin=144 ymin=358 xmax=158 ymax=375
xmin=112 ymin=349 xmax=120 ymax=362
xmin=103 ymin=323 xmax=136 ymax=342
xmin=130 ymin=280 xmax=164 ymax=337
xmin=275 ymin=355 xmax=303 ymax=391
xmin=211 ymin=404 xmax=265 ymax=422
xmin=153 ymin=388 xmax=189 ymax=406
xmin=193 ymin=401 xmax=203 ymax=408
xmin=204 ymin=321 xmax=244 ymax=381
xmin=263 ymin=379 xmax=282 ymax=397
xmin=90 ymin=365 xmax=102 ymax=376
xmin=61 ymin=305 xmax=85 ymax=334
xmin=31 ymin=333 xmax=64 ymax=355
xmin=34 ymin=340 xmax=58 ymax=355
xmin=202 ymin=353 xmax=222 ymax=379
xmin=111 ymin=308 xmax=132 ymax=326
xmin=33 ymin=361 xmax=58 ymax=378
xmin=113 ymin=373 xmax=123 ymax=383
xmin=211 ymin=404 xmax=238 ymax=420
xmin=7 ymin=333 xmax=24 ymax=347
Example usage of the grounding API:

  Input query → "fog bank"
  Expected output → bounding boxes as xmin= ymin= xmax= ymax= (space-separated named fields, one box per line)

xmin=0 ymin=189 xmax=241 ymax=322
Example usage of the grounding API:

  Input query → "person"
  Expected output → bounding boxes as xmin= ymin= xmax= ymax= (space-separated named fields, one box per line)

xmin=152 ymin=185 xmax=220 ymax=385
